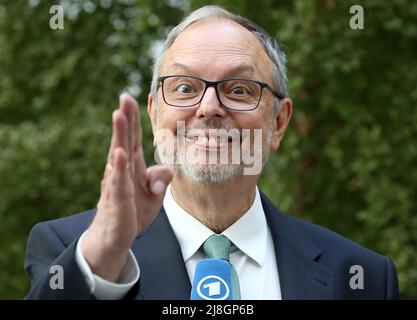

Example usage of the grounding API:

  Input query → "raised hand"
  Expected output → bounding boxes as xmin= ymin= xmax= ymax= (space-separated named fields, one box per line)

xmin=82 ymin=93 xmax=173 ymax=282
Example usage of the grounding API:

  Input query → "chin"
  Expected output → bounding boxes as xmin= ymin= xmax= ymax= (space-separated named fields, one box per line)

xmin=175 ymin=163 xmax=243 ymax=184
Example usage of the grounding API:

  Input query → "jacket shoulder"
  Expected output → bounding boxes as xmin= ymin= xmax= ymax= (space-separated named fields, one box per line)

xmin=285 ymin=213 xmax=397 ymax=281
xmin=287 ymin=214 xmax=384 ymax=261
xmin=29 ymin=209 xmax=96 ymax=246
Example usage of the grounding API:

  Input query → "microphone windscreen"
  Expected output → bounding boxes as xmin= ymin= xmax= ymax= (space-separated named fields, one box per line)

xmin=190 ymin=258 xmax=232 ymax=300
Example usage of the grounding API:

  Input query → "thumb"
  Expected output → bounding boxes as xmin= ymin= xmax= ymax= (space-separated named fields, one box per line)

xmin=146 ymin=165 xmax=173 ymax=196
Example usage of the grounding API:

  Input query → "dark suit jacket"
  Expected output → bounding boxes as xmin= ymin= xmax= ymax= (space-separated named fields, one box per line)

xmin=24 ymin=191 xmax=399 ymax=299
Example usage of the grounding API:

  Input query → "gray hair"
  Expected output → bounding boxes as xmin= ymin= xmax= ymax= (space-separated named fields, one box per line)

xmin=150 ymin=5 xmax=288 ymax=105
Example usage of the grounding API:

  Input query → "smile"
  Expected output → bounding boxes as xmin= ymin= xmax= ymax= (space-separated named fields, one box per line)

xmin=185 ymin=135 xmax=234 ymax=150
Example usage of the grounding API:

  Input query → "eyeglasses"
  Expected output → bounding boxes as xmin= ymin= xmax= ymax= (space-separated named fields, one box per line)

xmin=157 ymin=75 xmax=285 ymax=111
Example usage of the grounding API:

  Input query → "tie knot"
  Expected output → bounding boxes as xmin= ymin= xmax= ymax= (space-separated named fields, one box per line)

xmin=203 ymin=234 xmax=231 ymax=261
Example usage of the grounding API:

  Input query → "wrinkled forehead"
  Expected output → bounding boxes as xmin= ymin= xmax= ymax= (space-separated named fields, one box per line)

xmin=161 ymin=18 xmax=273 ymax=82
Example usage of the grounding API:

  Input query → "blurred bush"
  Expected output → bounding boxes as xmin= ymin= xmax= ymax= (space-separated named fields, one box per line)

xmin=0 ymin=0 xmax=416 ymax=298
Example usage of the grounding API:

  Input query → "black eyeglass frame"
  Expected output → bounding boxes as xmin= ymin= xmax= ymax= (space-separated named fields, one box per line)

xmin=157 ymin=75 xmax=285 ymax=111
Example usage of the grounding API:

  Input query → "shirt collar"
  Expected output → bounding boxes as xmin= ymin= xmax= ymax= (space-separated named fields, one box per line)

xmin=163 ymin=184 xmax=267 ymax=267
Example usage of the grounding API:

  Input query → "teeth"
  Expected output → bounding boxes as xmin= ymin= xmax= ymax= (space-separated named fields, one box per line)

xmin=187 ymin=135 xmax=230 ymax=144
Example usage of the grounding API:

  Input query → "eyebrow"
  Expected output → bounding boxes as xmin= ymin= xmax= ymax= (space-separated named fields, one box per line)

xmin=229 ymin=63 xmax=254 ymax=75
xmin=169 ymin=62 xmax=254 ymax=77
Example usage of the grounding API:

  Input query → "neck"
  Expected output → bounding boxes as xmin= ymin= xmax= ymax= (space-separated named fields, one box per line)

xmin=170 ymin=174 xmax=258 ymax=233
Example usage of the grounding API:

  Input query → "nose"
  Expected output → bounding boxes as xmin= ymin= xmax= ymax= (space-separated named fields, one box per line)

xmin=195 ymin=87 xmax=227 ymax=120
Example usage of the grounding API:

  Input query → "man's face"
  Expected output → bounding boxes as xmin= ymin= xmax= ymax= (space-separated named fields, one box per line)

xmin=148 ymin=18 xmax=291 ymax=183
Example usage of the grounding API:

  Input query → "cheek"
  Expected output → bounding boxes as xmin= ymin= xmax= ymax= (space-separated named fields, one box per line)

xmin=235 ymin=108 xmax=275 ymax=147
xmin=157 ymin=106 xmax=195 ymax=133
xmin=231 ymin=109 xmax=266 ymax=130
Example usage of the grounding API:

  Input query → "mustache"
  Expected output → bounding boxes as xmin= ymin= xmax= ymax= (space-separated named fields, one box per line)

xmin=185 ymin=119 xmax=240 ymax=133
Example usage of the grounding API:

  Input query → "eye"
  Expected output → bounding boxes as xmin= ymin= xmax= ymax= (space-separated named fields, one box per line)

xmin=231 ymin=86 xmax=249 ymax=95
xmin=175 ymin=84 xmax=193 ymax=93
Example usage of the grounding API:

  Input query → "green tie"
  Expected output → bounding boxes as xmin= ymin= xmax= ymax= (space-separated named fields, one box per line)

xmin=203 ymin=234 xmax=241 ymax=300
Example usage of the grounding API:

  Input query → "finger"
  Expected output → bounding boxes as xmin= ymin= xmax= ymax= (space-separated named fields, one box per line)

xmin=123 ymin=93 xmax=142 ymax=152
xmin=103 ymin=110 xmax=128 ymax=200
xmin=132 ymin=95 xmax=142 ymax=150
xmin=119 ymin=93 xmax=137 ymax=166
xmin=107 ymin=110 xmax=128 ymax=166
xmin=133 ymin=146 xmax=147 ymax=188
xmin=108 ymin=147 xmax=131 ymax=202
xmin=146 ymin=165 xmax=173 ymax=196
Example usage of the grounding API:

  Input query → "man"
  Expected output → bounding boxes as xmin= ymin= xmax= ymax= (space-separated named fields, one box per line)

xmin=25 ymin=5 xmax=399 ymax=299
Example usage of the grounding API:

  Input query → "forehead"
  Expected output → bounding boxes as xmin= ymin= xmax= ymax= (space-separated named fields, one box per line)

xmin=162 ymin=18 xmax=272 ymax=81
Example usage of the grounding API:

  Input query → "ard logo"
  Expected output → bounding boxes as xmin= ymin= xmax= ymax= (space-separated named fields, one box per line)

xmin=196 ymin=275 xmax=230 ymax=300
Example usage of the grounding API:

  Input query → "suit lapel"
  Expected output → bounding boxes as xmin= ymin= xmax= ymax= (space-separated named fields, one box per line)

xmin=260 ymin=192 xmax=335 ymax=299
xmin=131 ymin=208 xmax=191 ymax=300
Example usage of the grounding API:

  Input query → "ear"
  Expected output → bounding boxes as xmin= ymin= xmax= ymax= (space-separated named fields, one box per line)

xmin=147 ymin=93 xmax=157 ymax=146
xmin=270 ymin=98 xmax=293 ymax=152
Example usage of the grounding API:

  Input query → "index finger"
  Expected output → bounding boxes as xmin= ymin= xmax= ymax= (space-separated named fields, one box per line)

xmin=106 ymin=110 xmax=128 ymax=175
xmin=120 ymin=93 xmax=142 ymax=154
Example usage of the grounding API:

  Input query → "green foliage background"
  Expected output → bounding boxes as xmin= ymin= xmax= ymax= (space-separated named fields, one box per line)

xmin=0 ymin=0 xmax=416 ymax=299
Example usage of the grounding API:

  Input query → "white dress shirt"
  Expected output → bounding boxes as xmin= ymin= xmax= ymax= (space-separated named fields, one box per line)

xmin=75 ymin=232 xmax=139 ymax=300
xmin=76 ymin=184 xmax=281 ymax=300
